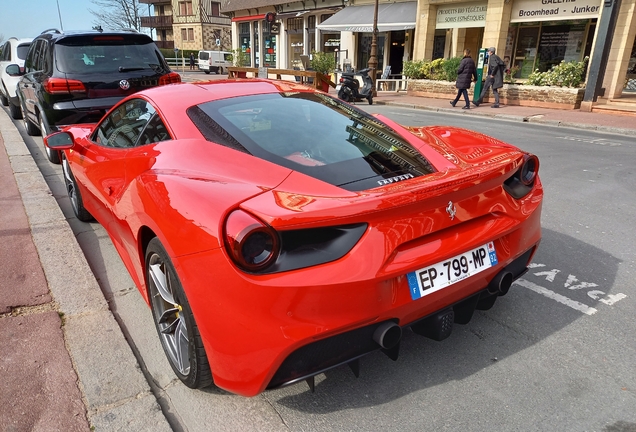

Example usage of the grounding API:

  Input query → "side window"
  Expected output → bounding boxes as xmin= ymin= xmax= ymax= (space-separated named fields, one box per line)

xmin=25 ymin=40 xmax=43 ymax=73
xmin=94 ymin=99 xmax=156 ymax=148
xmin=40 ymin=43 xmax=51 ymax=73
xmin=137 ymin=114 xmax=171 ymax=146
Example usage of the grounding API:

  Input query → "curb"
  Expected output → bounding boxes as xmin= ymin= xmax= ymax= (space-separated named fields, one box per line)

xmin=376 ymin=100 xmax=636 ymax=137
xmin=0 ymin=112 xmax=172 ymax=431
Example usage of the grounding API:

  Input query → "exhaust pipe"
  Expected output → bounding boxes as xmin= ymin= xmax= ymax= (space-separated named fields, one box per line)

xmin=373 ymin=322 xmax=402 ymax=349
xmin=488 ymin=271 xmax=513 ymax=296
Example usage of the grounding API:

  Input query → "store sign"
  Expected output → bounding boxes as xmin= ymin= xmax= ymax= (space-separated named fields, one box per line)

xmin=511 ymin=0 xmax=602 ymax=22
xmin=436 ymin=2 xmax=487 ymax=29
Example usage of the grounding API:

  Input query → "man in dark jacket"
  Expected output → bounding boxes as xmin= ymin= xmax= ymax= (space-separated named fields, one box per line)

xmin=450 ymin=49 xmax=477 ymax=109
xmin=473 ymin=47 xmax=505 ymax=108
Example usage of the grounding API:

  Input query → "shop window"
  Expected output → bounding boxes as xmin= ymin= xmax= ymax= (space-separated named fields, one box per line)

xmin=254 ymin=22 xmax=260 ymax=67
xmin=357 ymin=34 xmax=385 ymax=74
xmin=510 ymin=20 xmax=596 ymax=78
xmin=239 ymin=22 xmax=251 ymax=66
xmin=287 ymin=15 xmax=305 ymax=68
xmin=307 ymin=16 xmax=316 ymax=54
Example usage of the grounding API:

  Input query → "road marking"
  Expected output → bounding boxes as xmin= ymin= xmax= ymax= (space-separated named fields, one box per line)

xmin=514 ymin=279 xmax=598 ymax=315
xmin=533 ymin=268 xmax=560 ymax=282
xmin=557 ymin=136 xmax=622 ymax=146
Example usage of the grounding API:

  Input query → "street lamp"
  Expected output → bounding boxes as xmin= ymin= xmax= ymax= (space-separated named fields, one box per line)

xmin=367 ymin=0 xmax=379 ymax=96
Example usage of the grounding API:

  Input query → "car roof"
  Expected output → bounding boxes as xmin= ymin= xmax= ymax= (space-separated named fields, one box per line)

xmin=143 ymin=79 xmax=316 ymax=108
xmin=8 ymin=37 xmax=34 ymax=44
xmin=35 ymin=29 xmax=150 ymax=42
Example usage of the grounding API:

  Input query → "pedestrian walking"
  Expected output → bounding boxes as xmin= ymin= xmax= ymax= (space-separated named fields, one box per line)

xmin=473 ymin=47 xmax=505 ymax=108
xmin=450 ymin=48 xmax=477 ymax=110
xmin=189 ymin=53 xmax=195 ymax=70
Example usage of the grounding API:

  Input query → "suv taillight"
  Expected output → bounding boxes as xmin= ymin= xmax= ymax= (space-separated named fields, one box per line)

xmin=43 ymin=78 xmax=86 ymax=94
xmin=159 ymin=72 xmax=181 ymax=85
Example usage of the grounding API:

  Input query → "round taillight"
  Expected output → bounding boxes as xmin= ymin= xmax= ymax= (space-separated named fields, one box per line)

xmin=519 ymin=154 xmax=539 ymax=186
xmin=224 ymin=210 xmax=279 ymax=271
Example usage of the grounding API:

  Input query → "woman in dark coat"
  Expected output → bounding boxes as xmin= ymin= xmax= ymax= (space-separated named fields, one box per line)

xmin=451 ymin=49 xmax=477 ymax=109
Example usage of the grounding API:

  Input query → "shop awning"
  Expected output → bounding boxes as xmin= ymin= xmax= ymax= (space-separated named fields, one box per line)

xmin=317 ymin=2 xmax=417 ymax=33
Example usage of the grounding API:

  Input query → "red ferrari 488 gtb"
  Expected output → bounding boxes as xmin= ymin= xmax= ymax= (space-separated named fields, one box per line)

xmin=44 ymin=79 xmax=542 ymax=397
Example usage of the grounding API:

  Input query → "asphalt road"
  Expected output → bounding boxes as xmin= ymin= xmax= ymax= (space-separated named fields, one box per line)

xmin=6 ymin=103 xmax=636 ymax=432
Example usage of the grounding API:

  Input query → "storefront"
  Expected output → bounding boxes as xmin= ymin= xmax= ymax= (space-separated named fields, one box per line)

xmin=507 ymin=0 xmax=600 ymax=78
xmin=317 ymin=2 xmax=416 ymax=73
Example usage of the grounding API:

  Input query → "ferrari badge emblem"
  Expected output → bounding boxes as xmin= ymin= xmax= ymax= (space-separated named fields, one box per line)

xmin=119 ymin=80 xmax=130 ymax=90
xmin=446 ymin=201 xmax=456 ymax=220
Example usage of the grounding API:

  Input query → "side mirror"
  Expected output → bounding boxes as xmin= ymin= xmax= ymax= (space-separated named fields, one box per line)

xmin=5 ymin=64 xmax=23 ymax=76
xmin=44 ymin=132 xmax=74 ymax=150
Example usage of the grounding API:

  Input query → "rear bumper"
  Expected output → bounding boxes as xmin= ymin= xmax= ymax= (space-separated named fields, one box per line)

xmin=268 ymin=246 xmax=534 ymax=390
xmin=175 ymin=200 xmax=542 ymax=396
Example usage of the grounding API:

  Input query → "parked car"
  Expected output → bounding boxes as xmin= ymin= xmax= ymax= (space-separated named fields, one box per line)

xmin=0 ymin=37 xmax=33 ymax=119
xmin=198 ymin=50 xmax=232 ymax=74
xmin=12 ymin=28 xmax=180 ymax=164
xmin=44 ymin=79 xmax=543 ymax=397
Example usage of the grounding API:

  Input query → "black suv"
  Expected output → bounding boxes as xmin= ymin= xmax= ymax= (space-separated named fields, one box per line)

xmin=15 ymin=28 xmax=180 ymax=163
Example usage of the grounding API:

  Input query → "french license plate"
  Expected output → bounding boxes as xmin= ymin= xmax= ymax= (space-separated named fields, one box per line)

xmin=335 ymin=84 xmax=341 ymax=91
xmin=407 ymin=242 xmax=498 ymax=300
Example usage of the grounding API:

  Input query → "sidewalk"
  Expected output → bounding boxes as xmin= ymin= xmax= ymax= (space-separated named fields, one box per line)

xmin=0 ymin=113 xmax=171 ymax=431
xmin=372 ymin=92 xmax=636 ymax=136
xmin=0 ymin=89 xmax=633 ymax=431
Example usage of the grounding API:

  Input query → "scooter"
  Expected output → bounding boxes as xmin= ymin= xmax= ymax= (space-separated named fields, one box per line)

xmin=336 ymin=68 xmax=374 ymax=105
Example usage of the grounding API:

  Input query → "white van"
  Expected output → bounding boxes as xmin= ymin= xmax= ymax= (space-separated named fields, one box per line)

xmin=198 ymin=50 xmax=232 ymax=74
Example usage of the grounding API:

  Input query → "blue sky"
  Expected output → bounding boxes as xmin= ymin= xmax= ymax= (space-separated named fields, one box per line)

xmin=0 ymin=0 xmax=153 ymax=40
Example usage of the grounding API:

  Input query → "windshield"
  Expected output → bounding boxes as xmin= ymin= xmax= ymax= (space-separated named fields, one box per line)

xmin=55 ymin=36 xmax=165 ymax=74
xmin=189 ymin=92 xmax=436 ymax=191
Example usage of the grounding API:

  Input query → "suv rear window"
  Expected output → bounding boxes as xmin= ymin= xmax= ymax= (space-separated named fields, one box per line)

xmin=189 ymin=93 xmax=436 ymax=191
xmin=55 ymin=36 xmax=164 ymax=74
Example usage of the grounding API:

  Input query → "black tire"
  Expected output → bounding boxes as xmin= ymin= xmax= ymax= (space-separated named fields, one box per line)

xmin=338 ymin=87 xmax=352 ymax=103
xmin=62 ymin=155 xmax=93 ymax=222
xmin=0 ymin=91 xmax=8 ymax=107
xmin=22 ymin=105 xmax=40 ymax=136
xmin=204 ymin=70 xmax=210 ymax=75
xmin=9 ymin=102 xmax=22 ymax=119
xmin=146 ymin=238 xmax=213 ymax=389
xmin=40 ymin=116 xmax=61 ymax=164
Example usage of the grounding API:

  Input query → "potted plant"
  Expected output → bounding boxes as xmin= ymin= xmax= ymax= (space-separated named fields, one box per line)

xmin=310 ymin=51 xmax=336 ymax=91
xmin=230 ymin=48 xmax=250 ymax=77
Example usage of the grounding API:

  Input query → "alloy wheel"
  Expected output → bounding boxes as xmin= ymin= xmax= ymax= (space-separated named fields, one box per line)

xmin=62 ymin=157 xmax=78 ymax=214
xmin=148 ymin=253 xmax=191 ymax=376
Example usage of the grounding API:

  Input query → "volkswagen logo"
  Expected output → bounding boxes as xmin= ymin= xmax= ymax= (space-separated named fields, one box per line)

xmin=446 ymin=201 xmax=457 ymax=220
xmin=119 ymin=80 xmax=130 ymax=90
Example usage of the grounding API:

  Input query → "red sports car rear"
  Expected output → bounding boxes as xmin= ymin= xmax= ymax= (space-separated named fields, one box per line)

xmin=44 ymin=80 xmax=542 ymax=396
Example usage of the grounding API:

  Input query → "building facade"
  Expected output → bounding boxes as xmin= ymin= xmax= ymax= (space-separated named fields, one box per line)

xmin=219 ymin=0 xmax=634 ymax=100
xmin=220 ymin=0 xmax=417 ymax=77
xmin=140 ymin=0 xmax=232 ymax=51
xmin=413 ymin=0 xmax=636 ymax=99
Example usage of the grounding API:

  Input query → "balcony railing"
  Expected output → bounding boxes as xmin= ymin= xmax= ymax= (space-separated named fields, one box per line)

xmin=139 ymin=0 xmax=171 ymax=4
xmin=140 ymin=15 xmax=173 ymax=29
xmin=154 ymin=40 xmax=175 ymax=50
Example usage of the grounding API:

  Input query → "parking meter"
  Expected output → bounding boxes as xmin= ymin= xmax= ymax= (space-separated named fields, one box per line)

xmin=473 ymin=48 xmax=487 ymax=102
